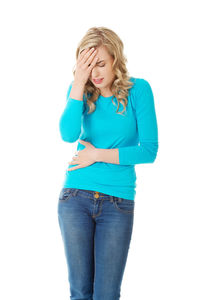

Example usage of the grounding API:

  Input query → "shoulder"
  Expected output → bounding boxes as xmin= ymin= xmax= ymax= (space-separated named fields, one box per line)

xmin=128 ymin=77 xmax=154 ymax=109
xmin=128 ymin=76 xmax=152 ymax=95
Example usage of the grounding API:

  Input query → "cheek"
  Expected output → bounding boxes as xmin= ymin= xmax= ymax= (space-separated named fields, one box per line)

xmin=107 ymin=65 xmax=114 ymax=74
xmin=106 ymin=68 xmax=115 ymax=79
xmin=103 ymin=66 xmax=112 ymax=76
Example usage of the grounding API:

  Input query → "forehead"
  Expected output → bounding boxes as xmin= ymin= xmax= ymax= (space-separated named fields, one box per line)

xmin=96 ymin=45 xmax=112 ymax=62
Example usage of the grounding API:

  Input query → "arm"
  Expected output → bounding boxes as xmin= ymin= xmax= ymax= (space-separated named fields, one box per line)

xmin=96 ymin=79 xmax=159 ymax=165
xmin=59 ymin=81 xmax=85 ymax=143
xmin=96 ymin=148 xmax=120 ymax=164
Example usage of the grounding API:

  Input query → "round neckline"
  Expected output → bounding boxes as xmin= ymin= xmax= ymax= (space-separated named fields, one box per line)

xmin=99 ymin=94 xmax=115 ymax=100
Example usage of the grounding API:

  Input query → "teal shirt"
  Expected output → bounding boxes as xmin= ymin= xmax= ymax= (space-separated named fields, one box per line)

xmin=59 ymin=76 xmax=159 ymax=200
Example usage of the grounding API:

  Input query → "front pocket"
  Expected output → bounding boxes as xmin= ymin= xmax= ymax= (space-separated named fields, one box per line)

xmin=113 ymin=198 xmax=135 ymax=214
xmin=58 ymin=188 xmax=73 ymax=202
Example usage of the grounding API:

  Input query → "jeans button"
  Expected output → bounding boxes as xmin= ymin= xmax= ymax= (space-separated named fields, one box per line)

xmin=94 ymin=192 xmax=99 ymax=199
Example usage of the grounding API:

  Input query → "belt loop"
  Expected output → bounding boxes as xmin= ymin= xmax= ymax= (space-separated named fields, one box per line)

xmin=110 ymin=196 xmax=114 ymax=203
xmin=72 ymin=189 xmax=78 ymax=196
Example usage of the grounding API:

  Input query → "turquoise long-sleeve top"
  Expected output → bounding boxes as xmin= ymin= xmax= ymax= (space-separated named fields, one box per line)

xmin=59 ymin=76 xmax=159 ymax=201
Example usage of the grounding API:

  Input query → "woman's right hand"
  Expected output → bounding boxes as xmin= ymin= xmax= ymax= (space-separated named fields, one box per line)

xmin=74 ymin=47 xmax=99 ymax=86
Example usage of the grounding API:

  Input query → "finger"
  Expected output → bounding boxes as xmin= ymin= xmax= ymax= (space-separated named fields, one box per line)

xmin=67 ymin=167 xmax=76 ymax=171
xmin=86 ymin=49 xmax=98 ymax=66
xmin=68 ymin=159 xmax=78 ymax=165
xmin=78 ymin=48 xmax=89 ymax=61
xmin=68 ymin=165 xmax=81 ymax=171
xmin=88 ymin=56 xmax=99 ymax=69
xmin=68 ymin=159 xmax=75 ymax=164
xmin=81 ymin=47 xmax=96 ymax=64
xmin=72 ymin=156 xmax=78 ymax=160
xmin=79 ymin=139 xmax=88 ymax=145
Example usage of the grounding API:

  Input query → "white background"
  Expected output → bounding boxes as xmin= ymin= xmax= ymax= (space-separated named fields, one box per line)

xmin=0 ymin=0 xmax=199 ymax=299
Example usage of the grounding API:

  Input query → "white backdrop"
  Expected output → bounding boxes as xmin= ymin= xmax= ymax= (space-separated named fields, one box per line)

xmin=0 ymin=0 xmax=199 ymax=299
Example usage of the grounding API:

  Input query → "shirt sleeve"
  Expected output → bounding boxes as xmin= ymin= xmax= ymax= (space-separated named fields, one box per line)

xmin=118 ymin=79 xmax=159 ymax=165
xmin=59 ymin=81 xmax=85 ymax=143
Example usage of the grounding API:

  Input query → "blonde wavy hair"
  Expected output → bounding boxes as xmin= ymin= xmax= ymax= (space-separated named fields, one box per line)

xmin=72 ymin=26 xmax=134 ymax=115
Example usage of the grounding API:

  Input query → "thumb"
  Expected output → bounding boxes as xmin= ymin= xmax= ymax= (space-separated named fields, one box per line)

xmin=79 ymin=139 xmax=88 ymax=146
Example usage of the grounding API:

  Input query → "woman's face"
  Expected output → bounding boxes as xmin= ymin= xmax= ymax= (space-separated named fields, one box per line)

xmin=89 ymin=45 xmax=116 ymax=97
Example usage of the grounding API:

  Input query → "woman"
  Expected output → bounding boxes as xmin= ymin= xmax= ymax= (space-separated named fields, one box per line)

xmin=58 ymin=26 xmax=159 ymax=300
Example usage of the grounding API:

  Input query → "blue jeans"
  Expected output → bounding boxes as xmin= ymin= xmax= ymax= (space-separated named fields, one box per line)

xmin=57 ymin=188 xmax=135 ymax=300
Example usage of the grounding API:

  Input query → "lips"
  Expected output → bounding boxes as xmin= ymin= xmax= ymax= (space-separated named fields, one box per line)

xmin=93 ymin=78 xmax=104 ymax=84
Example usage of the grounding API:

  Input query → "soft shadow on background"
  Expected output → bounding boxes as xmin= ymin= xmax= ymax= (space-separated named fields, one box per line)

xmin=0 ymin=0 xmax=199 ymax=299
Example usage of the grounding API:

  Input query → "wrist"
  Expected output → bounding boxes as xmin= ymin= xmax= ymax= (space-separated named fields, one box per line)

xmin=73 ymin=80 xmax=85 ymax=90
xmin=94 ymin=148 xmax=101 ymax=162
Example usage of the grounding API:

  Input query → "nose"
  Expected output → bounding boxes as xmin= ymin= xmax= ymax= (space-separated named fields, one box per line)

xmin=91 ymin=66 xmax=100 ymax=77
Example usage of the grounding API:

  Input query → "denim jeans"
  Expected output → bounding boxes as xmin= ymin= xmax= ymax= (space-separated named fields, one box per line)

xmin=57 ymin=188 xmax=135 ymax=300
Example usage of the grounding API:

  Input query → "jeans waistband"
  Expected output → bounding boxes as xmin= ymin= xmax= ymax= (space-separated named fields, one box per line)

xmin=79 ymin=189 xmax=106 ymax=195
xmin=67 ymin=188 xmax=120 ymax=202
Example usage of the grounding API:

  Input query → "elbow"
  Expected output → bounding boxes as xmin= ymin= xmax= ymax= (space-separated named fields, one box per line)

xmin=149 ymin=143 xmax=159 ymax=163
xmin=150 ymin=150 xmax=158 ymax=163
xmin=59 ymin=134 xmax=78 ymax=143
xmin=59 ymin=131 xmax=81 ymax=143
xmin=59 ymin=125 xmax=81 ymax=143
xmin=142 ymin=141 xmax=159 ymax=163
xmin=59 ymin=117 xmax=81 ymax=143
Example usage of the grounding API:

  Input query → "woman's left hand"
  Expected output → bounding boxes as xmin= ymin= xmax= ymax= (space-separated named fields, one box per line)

xmin=67 ymin=139 xmax=99 ymax=171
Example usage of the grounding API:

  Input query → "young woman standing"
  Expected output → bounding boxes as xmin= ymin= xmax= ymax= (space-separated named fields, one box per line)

xmin=58 ymin=26 xmax=159 ymax=300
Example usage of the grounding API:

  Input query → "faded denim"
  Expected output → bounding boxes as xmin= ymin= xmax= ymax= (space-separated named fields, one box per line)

xmin=57 ymin=187 xmax=135 ymax=300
